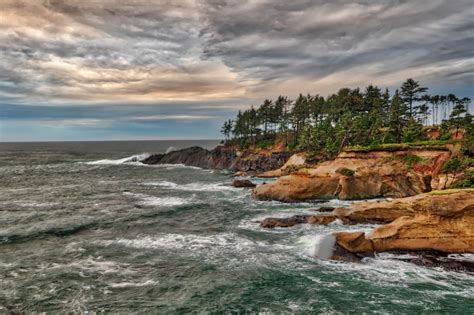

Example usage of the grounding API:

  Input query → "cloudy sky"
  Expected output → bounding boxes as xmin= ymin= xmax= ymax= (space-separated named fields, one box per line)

xmin=0 ymin=0 xmax=473 ymax=141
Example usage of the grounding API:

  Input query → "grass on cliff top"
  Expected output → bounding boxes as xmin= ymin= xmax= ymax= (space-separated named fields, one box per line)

xmin=429 ymin=188 xmax=474 ymax=195
xmin=344 ymin=140 xmax=455 ymax=152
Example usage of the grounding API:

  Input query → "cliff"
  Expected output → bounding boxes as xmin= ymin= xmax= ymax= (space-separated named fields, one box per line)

xmin=142 ymin=145 xmax=292 ymax=173
xmin=253 ymin=148 xmax=452 ymax=201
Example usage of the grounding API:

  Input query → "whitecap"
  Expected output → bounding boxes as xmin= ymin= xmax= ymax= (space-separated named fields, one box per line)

xmin=140 ymin=196 xmax=189 ymax=206
xmin=143 ymin=181 xmax=179 ymax=188
xmin=84 ymin=153 xmax=150 ymax=165
xmin=109 ymin=280 xmax=159 ymax=288
xmin=99 ymin=232 xmax=295 ymax=269
xmin=123 ymin=192 xmax=190 ymax=207
xmin=143 ymin=163 xmax=203 ymax=170
xmin=143 ymin=181 xmax=238 ymax=192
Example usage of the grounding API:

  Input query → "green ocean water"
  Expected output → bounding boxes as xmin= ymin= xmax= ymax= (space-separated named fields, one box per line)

xmin=0 ymin=141 xmax=473 ymax=313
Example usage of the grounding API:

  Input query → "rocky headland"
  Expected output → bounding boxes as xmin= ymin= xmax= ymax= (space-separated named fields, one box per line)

xmin=142 ymin=145 xmax=292 ymax=174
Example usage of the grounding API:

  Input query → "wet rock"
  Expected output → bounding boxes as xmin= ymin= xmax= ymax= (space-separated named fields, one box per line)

xmin=232 ymin=179 xmax=256 ymax=188
xmin=260 ymin=215 xmax=311 ymax=228
xmin=316 ymin=206 xmax=335 ymax=212
xmin=405 ymin=255 xmax=474 ymax=272
xmin=260 ymin=214 xmax=338 ymax=228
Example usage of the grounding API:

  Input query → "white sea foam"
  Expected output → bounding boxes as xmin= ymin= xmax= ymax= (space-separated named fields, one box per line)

xmin=147 ymin=163 xmax=203 ymax=170
xmin=12 ymin=201 xmax=60 ymax=208
xmin=105 ymin=233 xmax=252 ymax=251
xmin=143 ymin=181 xmax=178 ymax=188
xmin=123 ymin=192 xmax=190 ymax=206
xmin=140 ymin=196 xmax=189 ymax=206
xmin=143 ymin=181 xmax=238 ymax=192
xmin=49 ymin=257 xmax=134 ymax=275
xmin=99 ymin=232 xmax=294 ymax=268
xmin=109 ymin=280 xmax=159 ymax=288
xmin=85 ymin=153 xmax=150 ymax=165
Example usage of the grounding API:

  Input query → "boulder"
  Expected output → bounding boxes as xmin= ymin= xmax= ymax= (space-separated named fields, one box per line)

xmin=232 ymin=179 xmax=256 ymax=188
xmin=260 ymin=215 xmax=311 ymax=228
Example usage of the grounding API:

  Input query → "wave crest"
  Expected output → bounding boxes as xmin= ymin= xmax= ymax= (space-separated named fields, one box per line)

xmin=85 ymin=153 xmax=150 ymax=165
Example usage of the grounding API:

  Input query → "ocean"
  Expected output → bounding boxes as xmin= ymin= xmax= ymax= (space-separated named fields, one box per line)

xmin=0 ymin=140 xmax=473 ymax=313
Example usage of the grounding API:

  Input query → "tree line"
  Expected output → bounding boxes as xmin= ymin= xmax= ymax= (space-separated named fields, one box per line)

xmin=221 ymin=78 xmax=472 ymax=157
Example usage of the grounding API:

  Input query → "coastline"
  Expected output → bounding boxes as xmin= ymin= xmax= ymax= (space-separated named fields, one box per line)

xmin=142 ymin=143 xmax=474 ymax=271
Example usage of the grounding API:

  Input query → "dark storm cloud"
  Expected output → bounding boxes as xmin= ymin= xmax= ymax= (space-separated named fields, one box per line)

xmin=199 ymin=0 xmax=473 ymax=91
xmin=0 ymin=0 xmax=472 ymax=106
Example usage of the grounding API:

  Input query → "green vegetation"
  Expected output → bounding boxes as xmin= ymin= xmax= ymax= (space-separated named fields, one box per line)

xmin=400 ymin=154 xmax=425 ymax=168
xmin=452 ymin=171 xmax=474 ymax=188
xmin=345 ymin=140 xmax=451 ymax=152
xmin=430 ymin=188 xmax=474 ymax=195
xmin=221 ymin=78 xmax=473 ymax=158
xmin=441 ymin=156 xmax=474 ymax=188
xmin=340 ymin=168 xmax=355 ymax=177
xmin=442 ymin=156 xmax=463 ymax=174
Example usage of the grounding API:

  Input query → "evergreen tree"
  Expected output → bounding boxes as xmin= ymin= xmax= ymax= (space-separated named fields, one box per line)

xmin=400 ymin=78 xmax=428 ymax=119
xmin=388 ymin=90 xmax=408 ymax=143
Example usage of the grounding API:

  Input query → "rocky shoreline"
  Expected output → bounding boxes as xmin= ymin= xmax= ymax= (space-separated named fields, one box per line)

xmin=259 ymin=189 xmax=474 ymax=271
xmin=142 ymin=145 xmax=291 ymax=174
xmin=142 ymin=145 xmax=473 ymax=272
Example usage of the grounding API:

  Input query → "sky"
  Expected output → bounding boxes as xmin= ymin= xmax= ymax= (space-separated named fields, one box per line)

xmin=0 ymin=0 xmax=473 ymax=141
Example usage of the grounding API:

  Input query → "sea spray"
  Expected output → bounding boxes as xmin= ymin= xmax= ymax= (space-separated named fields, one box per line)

xmin=298 ymin=234 xmax=336 ymax=259
xmin=166 ymin=146 xmax=177 ymax=154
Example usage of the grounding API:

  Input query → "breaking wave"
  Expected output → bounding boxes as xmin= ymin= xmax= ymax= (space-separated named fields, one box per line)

xmin=297 ymin=234 xmax=336 ymax=259
xmin=143 ymin=181 xmax=238 ymax=192
xmin=85 ymin=153 xmax=151 ymax=165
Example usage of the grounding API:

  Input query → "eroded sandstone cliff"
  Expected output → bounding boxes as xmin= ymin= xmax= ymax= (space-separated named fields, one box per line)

xmin=253 ymin=149 xmax=451 ymax=201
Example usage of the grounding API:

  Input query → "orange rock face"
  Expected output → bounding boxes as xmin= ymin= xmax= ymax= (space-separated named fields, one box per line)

xmin=333 ymin=190 xmax=474 ymax=255
xmin=253 ymin=149 xmax=450 ymax=201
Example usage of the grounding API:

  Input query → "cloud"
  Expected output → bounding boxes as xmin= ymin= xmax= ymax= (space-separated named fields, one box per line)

xmin=199 ymin=0 xmax=474 ymax=96
xmin=0 ymin=0 xmax=472 ymax=122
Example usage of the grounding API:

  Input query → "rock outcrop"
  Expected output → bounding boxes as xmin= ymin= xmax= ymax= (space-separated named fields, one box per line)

xmin=142 ymin=145 xmax=292 ymax=173
xmin=260 ymin=189 xmax=473 ymax=227
xmin=232 ymin=179 xmax=256 ymax=188
xmin=258 ymin=189 xmax=474 ymax=270
xmin=253 ymin=149 xmax=451 ymax=201
xmin=257 ymin=153 xmax=307 ymax=177
xmin=332 ymin=189 xmax=474 ymax=258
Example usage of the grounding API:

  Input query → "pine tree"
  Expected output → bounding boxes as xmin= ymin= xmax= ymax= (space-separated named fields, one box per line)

xmin=388 ymin=90 xmax=408 ymax=143
xmin=400 ymin=78 xmax=428 ymax=119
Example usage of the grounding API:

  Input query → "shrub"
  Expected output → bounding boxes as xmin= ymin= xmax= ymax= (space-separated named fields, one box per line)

xmin=438 ymin=132 xmax=452 ymax=141
xmin=400 ymin=154 xmax=425 ymax=168
xmin=452 ymin=171 xmax=474 ymax=188
xmin=340 ymin=168 xmax=355 ymax=177
xmin=256 ymin=139 xmax=273 ymax=149
xmin=442 ymin=156 xmax=463 ymax=174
